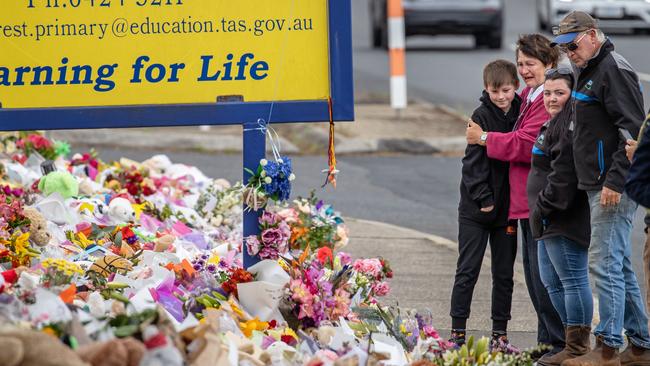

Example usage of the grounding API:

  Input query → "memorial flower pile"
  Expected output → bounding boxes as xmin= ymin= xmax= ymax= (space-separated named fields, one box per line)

xmin=0 ymin=132 xmax=540 ymax=365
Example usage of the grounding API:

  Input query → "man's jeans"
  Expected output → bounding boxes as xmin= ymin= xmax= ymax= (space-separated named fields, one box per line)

xmin=587 ymin=190 xmax=650 ymax=348
xmin=538 ymin=237 xmax=592 ymax=326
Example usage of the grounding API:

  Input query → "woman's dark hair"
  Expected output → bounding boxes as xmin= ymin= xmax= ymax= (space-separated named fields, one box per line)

xmin=544 ymin=70 xmax=575 ymax=144
xmin=516 ymin=34 xmax=560 ymax=68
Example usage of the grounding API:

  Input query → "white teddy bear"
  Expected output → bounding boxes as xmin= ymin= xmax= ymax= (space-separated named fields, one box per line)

xmin=108 ymin=197 xmax=135 ymax=224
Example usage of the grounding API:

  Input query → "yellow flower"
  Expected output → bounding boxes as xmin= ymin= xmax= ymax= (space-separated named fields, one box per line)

xmin=228 ymin=299 xmax=245 ymax=319
xmin=239 ymin=317 xmax=268 ymax=337
xmin=73 ymin=232 xmax=93 ymax=249
xmin=13 ymin=232 xmax=30 ymax=255
xmin=208 ymin=255 xmax=220 ymax=265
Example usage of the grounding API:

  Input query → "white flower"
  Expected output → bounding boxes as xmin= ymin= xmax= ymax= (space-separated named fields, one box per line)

xmin=260 ymin=159 xmax=268 ymax=166
xmin=277 ymin=158 xmax=284 ymax=164
xmin=288 ymin=173 xmax=296 ymax=181
xmin=264 ymin=177 xmax=272 ymax=184
xmin=261 ymin=171 xmax=267 ymax=177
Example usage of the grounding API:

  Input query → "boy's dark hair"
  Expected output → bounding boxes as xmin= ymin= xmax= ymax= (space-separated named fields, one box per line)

xmin=516 ymin=34 xmax=560 ymax=68
xmin=483 ymin=60 xmax=519 ymax=89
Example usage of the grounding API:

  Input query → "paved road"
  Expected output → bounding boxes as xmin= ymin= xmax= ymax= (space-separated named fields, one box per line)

xmin=91 ymin=148 xmax=649 ymax=290
xmin=353 ymin=0 xmax=650 ymax=114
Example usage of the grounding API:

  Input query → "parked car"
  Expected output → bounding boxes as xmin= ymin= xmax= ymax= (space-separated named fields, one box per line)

xmin=538 ymin=0 xmax=650 ymax=34
xmin=370 ymin=0 xmax=504 ymax=49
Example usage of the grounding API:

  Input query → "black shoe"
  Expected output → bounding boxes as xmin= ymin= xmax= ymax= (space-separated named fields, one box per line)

xmin=449 ymin=329 xmax=466 ymax=349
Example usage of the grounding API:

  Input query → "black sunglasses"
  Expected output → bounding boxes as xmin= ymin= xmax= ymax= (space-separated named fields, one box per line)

xmin=545 ymin=67 xmax=573 ymax=78
xmin=559 ymin=32 xmax=589 ymax=52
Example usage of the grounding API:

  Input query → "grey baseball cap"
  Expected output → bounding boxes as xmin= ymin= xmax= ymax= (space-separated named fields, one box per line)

xmin=550 ymin=11 xmax=599 ymax=46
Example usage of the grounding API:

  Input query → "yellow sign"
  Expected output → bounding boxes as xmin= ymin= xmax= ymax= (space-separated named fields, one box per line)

xmin=0 ymin=0 xmax=330 ymax=109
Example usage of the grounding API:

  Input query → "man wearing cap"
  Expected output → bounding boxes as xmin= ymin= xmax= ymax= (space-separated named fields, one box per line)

xmin=551 ymin=10 xmax=649 ymax=366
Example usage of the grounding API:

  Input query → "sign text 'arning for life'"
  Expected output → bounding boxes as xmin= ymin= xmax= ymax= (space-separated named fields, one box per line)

xmin=0 ymin=0 xmax=329 ymax=109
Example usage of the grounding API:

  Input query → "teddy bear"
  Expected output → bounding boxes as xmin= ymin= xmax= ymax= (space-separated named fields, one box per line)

xmin=108 ymin=197 xmax=135 ymax=224
xmin=21 ymin=207 xmax=51 ymax=246
xmin=0 ymin=328 xmax=90 ymax=366
xmin=75 ymin=337 xmax=146 ymax=366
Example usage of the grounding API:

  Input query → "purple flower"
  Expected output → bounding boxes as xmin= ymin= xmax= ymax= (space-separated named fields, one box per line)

xmin=259 ymin=211 xmax=279 ymax=226
xmin=207 ymin=264 xmax=217 ymax=273
xmin=337 ymin=252 xmax=352 ymax=266
xmin=258 ymin=246 xmax=279 ymax=260
xmin=193 ymin=264 xmax=202 ymax=271
xmin=278 ymin=221 xmax=291 ymax=241
xmin=261 ymin=228 xmax=282 ymax=246
xmin=245 ymin=235 xmax=261 ymax=256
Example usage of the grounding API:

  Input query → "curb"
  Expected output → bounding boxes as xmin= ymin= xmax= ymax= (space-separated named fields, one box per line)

xmin=347 ymin=218 xmax=527 ymax=285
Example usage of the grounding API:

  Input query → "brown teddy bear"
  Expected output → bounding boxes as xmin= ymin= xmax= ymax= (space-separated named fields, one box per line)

xmin=0 ymin=328 xmax=89 ymax=366
xmin=21 ymin=207 xmax=51 ymax=247
xmin=76 ymin=337 xmax=146 ymax=366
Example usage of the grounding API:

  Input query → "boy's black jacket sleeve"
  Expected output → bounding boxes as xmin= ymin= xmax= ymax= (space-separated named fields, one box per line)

xmin=626 ymin=117 xmax=650 ymax=208
xmin=536 ymin=122 xmax=578 ymax=218
xmin=462 ymin=112 xmax=493 ymax=208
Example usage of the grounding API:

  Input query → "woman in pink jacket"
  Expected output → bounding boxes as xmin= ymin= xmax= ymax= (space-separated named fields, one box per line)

xmin=466 ymin=34 xmax=563 ymax=361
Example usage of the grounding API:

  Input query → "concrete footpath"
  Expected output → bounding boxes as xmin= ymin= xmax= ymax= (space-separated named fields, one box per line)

xmin=345 ymin=218 xmax=539 ymax=350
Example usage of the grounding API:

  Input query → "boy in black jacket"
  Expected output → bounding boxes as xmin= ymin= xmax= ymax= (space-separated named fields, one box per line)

xmin=450 ymin=60 xmax=521 ymax=350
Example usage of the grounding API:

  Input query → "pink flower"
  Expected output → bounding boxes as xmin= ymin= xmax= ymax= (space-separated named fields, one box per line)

xmin=245 ymin=235 xmax=260 ymax=256
xmin=261 ymin=228 xmax=282 ymax=246
xmin=371 ymin=281 xmax=390 ymax=296
xmin=290 ymin=279 xmax=313 ymax=304
xmin=258 ymin=246 xmax=279 ymax=260
xmin=276 ymin=208 xmax=299 ymax=223
xmin=353 ymin=258 xmax=382 ymax=278
xmin=277 ymin=221 xmax=291 ymax=241
xmin=259 ymin=211 xmax=279 ymax=226
xmin=423 ymin=325 xmax=440 ymax=339
xmin=337 ymin=252 xmax=352 ymax=266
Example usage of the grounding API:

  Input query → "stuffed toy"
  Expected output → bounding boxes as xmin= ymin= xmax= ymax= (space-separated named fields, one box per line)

xmin=0 ymin=328 xmax=89 ymax=366
xmin=154 ymin=234 xmax=175 ymax=252
xmin=21 ymin=207 xmax=51 ymax=246
xmin=138 ymin=325 xmax=184 ymax=366
xmin=75 ymin=337 xmax=146 ymax=366
xmin=38 ymin=171 xmax=79 ymax=199
xmin=108 ymin=197 xmax=135 ymax=224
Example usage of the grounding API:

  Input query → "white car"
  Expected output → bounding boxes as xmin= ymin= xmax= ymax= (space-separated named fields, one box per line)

xmin=538 ymin=0 xmax=650 ymax=33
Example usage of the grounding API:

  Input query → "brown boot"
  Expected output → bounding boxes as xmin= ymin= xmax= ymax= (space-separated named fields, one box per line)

xmin=538 ymin=326 xmax=591 ymax=366
xmin=562 ymin=336 xmax=620 ymax=366
xmin=620 ymin=341 xmax=650 ymax=366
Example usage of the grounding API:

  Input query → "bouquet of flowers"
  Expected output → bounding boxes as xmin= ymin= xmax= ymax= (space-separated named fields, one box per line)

xmin=40 ymin=258 xmax=84 ymax=288
xmin=0 ymin=231 xmax=39 ymax=267
xmin=244 ymin=211 xmax=291 ymax=260
xmin=104 ymin=166 xmax=156 ymax=202
xmin=243 ymin=157 xmax=294 ymax=210
xmin=13 ymin=133 xmax=69 ymax=161
xmin=282 ymin=258 xmax=352 ymax=329
xmin=349 ymin=257 xmax=393 ymax=303
xmin=285 ymin=194 xmax=348 ymax=251
xmin=194 ymin=181 xmax=243 ymax=229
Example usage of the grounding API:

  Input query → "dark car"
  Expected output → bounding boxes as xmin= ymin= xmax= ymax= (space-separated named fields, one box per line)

xmin=370 ymin=0 xmax=504 ymax=49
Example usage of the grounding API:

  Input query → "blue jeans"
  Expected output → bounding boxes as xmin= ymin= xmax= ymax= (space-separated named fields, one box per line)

xmin=587 ymin=190 xmax=650 ymax=348
xmin=538 ymin=237 xmax=592 ymax=326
